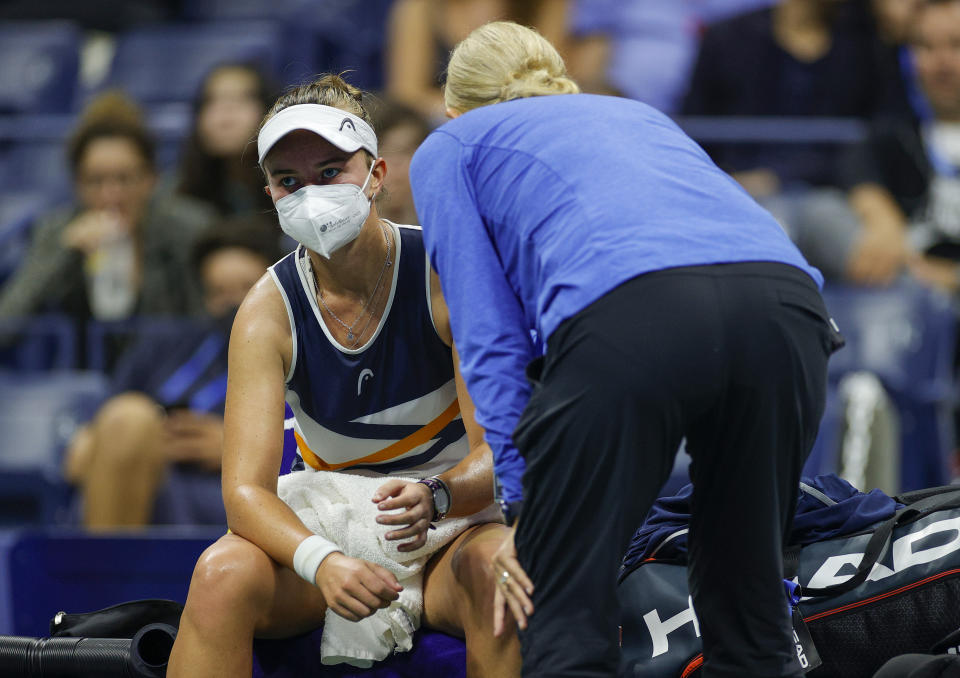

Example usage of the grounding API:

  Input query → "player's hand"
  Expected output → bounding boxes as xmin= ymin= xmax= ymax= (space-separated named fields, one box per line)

xmin=315 ymin=552 xmax=403 ymax=621
xmin=491 ymin=524 xmax=534 ymax=636
xmin=372 ymin=479 xmax=434 ymax=552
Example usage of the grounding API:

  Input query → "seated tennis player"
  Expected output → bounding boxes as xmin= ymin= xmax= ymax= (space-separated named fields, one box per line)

xmin=166 ymin=74 xmax=519 ymax=677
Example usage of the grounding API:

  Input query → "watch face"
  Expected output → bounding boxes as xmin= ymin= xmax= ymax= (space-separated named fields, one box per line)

xmin=434 ymin=486 xmax=451 ymax=514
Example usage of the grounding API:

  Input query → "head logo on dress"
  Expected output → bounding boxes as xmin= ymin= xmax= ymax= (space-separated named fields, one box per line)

xmin=357 ymin=368 xmax=374 ymax=396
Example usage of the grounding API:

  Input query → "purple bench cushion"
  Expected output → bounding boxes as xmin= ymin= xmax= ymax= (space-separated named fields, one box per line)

xmin=252 ymin=627 xmax=466 ymax=678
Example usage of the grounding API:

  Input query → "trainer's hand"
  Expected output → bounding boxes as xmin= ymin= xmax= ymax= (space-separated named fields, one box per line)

xmin=491 ymin=525 xmax=534 ymax=636
xmin=372 ymin=479 xmax=433 ymax=552
xmin=315 ymin=552 xmax=403 ymax=621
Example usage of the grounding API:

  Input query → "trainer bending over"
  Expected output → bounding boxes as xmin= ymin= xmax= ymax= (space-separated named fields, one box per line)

xmin=410 ymin=21 xmax=843 ymax=678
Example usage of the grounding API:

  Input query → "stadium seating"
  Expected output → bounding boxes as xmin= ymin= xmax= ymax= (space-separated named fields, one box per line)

xmin=0 ymin=527 xmax=221 ymax=635
xmin=0 ymin=315 xmax=78 ymax=372
xmin=0 ymin=369 xmax=109 ymax=525
xmin=0 ymin=21 xmax=80 ymax=114
xmin=300 ymin=0 xmax=393 ymax=92
xmin=805 ymin=280 xmax=958 ymax=491
xmin=103 ymin=22 xmax=285 ymax=107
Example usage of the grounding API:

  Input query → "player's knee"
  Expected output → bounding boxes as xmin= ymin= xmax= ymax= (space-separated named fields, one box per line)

xmin=187 ymin=537 xmax=274 ymax=624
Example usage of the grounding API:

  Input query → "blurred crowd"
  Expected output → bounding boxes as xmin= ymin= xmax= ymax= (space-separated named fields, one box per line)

xmin=1 ymin=0 xmax=959 ymax=531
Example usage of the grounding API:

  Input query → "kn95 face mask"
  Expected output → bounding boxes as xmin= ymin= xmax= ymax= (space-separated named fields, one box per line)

xmin=275 ymin=163 xmax=375 ymax=258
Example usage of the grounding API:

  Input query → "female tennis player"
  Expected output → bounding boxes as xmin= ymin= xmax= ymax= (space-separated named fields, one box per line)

xmin=167 ymin=74 xmax=518 ymax=678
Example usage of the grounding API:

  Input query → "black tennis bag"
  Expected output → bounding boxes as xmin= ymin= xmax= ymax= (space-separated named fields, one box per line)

xmin=618 ymin=478 xmax=960 ymax=678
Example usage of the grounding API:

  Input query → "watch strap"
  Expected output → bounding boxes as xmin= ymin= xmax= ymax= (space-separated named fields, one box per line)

xmin=417 ymin=476 xmax=451 ymax=521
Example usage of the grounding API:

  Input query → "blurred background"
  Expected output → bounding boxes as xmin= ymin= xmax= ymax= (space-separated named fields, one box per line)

xmin=0 ymin=0 xmax=959 ymax=644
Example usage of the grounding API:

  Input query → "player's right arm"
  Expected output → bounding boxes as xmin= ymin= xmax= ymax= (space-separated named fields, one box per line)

xmin=221 ymin=273 xmax=401 ymax=620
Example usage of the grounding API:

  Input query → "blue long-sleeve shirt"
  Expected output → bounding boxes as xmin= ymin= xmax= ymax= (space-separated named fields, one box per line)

xmin=410 ymin=94 xmax=821 ymax=504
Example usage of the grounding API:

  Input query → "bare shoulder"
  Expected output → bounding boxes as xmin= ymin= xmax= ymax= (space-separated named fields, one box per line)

xmin=231 ymin=271 xmax=293 ymax=373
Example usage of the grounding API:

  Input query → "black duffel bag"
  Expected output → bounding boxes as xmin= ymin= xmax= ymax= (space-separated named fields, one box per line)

xmin=618 ymin=478 xmax=960 ymax=678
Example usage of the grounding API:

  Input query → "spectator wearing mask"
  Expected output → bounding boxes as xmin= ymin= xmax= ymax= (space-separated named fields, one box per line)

xmin=63 ymin=216 xmax=280 ymax=529
xmin=0 ymin=92 xmax=214 ymax=327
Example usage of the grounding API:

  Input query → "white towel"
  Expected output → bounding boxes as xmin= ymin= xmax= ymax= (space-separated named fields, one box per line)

xmin=277 ymin=468 xmax=501 ymax=667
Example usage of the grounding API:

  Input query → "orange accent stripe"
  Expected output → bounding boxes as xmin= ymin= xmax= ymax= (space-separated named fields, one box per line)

xmin=803 ymin=568 xmax=960 ymax=622
xmin=681 ymin=654 xmax=704 ymax=678
xmin=295 ymin=399 xmax=462 ymax=471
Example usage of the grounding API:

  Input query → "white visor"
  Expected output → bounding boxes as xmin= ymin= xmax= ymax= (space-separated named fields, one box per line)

xmin=257 ymin=104 xmax=378 ymax=165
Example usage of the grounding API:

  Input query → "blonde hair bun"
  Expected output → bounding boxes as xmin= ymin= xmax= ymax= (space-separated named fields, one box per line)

xmin=445 ymin=21 xmax=579 ymax=114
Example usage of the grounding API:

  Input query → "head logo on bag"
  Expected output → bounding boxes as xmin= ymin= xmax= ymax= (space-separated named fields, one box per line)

xmin=803 ymin=515 xmax=960 ymax=595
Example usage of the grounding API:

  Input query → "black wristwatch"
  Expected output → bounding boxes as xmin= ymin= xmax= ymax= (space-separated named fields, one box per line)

xmin=418 ymin=476 xmax=451 ymax=522
xmin=500 ymin=498 xmax=524 ymax=526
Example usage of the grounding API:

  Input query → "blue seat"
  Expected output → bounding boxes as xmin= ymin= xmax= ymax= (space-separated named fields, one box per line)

xmin=0 ymin=370 xmax=109 ymax=525
xmin=104 ymin=22 xmax=284 ymax=105
xmin=807 ymin=280 xmax=958 ymax=490
xmin=0 ymin=315 xmax=79 ymax=371
xmin=86 ymin=317 xmax=213 ymax=374
xmin=181 ymin=0 xmax=297 ymax=20
xmin=0 ymin=527 xmax=221 ymax=635
xmin=253 ymin=629 xmax=465 ymax=678
xmin=287 ymin=0 xmax=394 ymax=92
xmin=0 ymin=21 xmax=81 ymax=114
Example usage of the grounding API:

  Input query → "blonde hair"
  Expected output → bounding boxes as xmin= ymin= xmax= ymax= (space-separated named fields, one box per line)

xmin=444 ymin=21 xmax=579 ymax=114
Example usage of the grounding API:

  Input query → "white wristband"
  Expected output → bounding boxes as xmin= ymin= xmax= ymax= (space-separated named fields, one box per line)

xmin=293 ymin=535 xmax=341 ymax=586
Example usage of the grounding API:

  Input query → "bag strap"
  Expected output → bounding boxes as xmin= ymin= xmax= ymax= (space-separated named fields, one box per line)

xmin=800 ymin=487 xmax=960 ymax=598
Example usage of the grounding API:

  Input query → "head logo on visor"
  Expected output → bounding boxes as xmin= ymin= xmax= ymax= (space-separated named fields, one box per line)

xmin=258 ymin=104 xmax=378 ymax=165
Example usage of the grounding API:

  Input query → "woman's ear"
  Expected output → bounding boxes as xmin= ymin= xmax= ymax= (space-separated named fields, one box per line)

xmin=371 ymin=157 xmax=388 ymax=197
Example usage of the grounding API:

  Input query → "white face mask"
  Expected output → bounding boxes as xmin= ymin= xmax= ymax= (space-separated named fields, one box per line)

xmin=274 ymin=163 xmax=375 ymax=258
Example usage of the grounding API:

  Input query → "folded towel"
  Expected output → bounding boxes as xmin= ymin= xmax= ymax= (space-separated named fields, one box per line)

xmin=277 ymin=467 xmax=501 ymax=667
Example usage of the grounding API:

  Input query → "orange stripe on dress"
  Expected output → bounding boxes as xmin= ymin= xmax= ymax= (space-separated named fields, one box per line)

xmin=294 ymin=399 xmax=462 ymax=471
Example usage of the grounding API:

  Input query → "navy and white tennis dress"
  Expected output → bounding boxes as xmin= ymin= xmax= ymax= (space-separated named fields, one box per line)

xmin=268 ymin=221 xmax=468 ymax=477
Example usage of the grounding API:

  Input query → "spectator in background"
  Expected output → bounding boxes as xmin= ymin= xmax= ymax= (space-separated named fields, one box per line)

xmin=370 ymin=98 xmax=434 ymax=225
xmin=385 ymin=0 xmax=570 ymax=123
xmin=63 ymin=216 xmax=280 ymax=530
xmin=682 ymin=0 xmax=907 ymax=197
xmin=566 ymin=0 xmax=779 ymax=114
xmin=839 ymin=0 xmax=960 ymax=292
xmin=0 ymin=92 xmax=214 ymax=326
xmin=171 ymin=63 xmax=278 ymax=218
